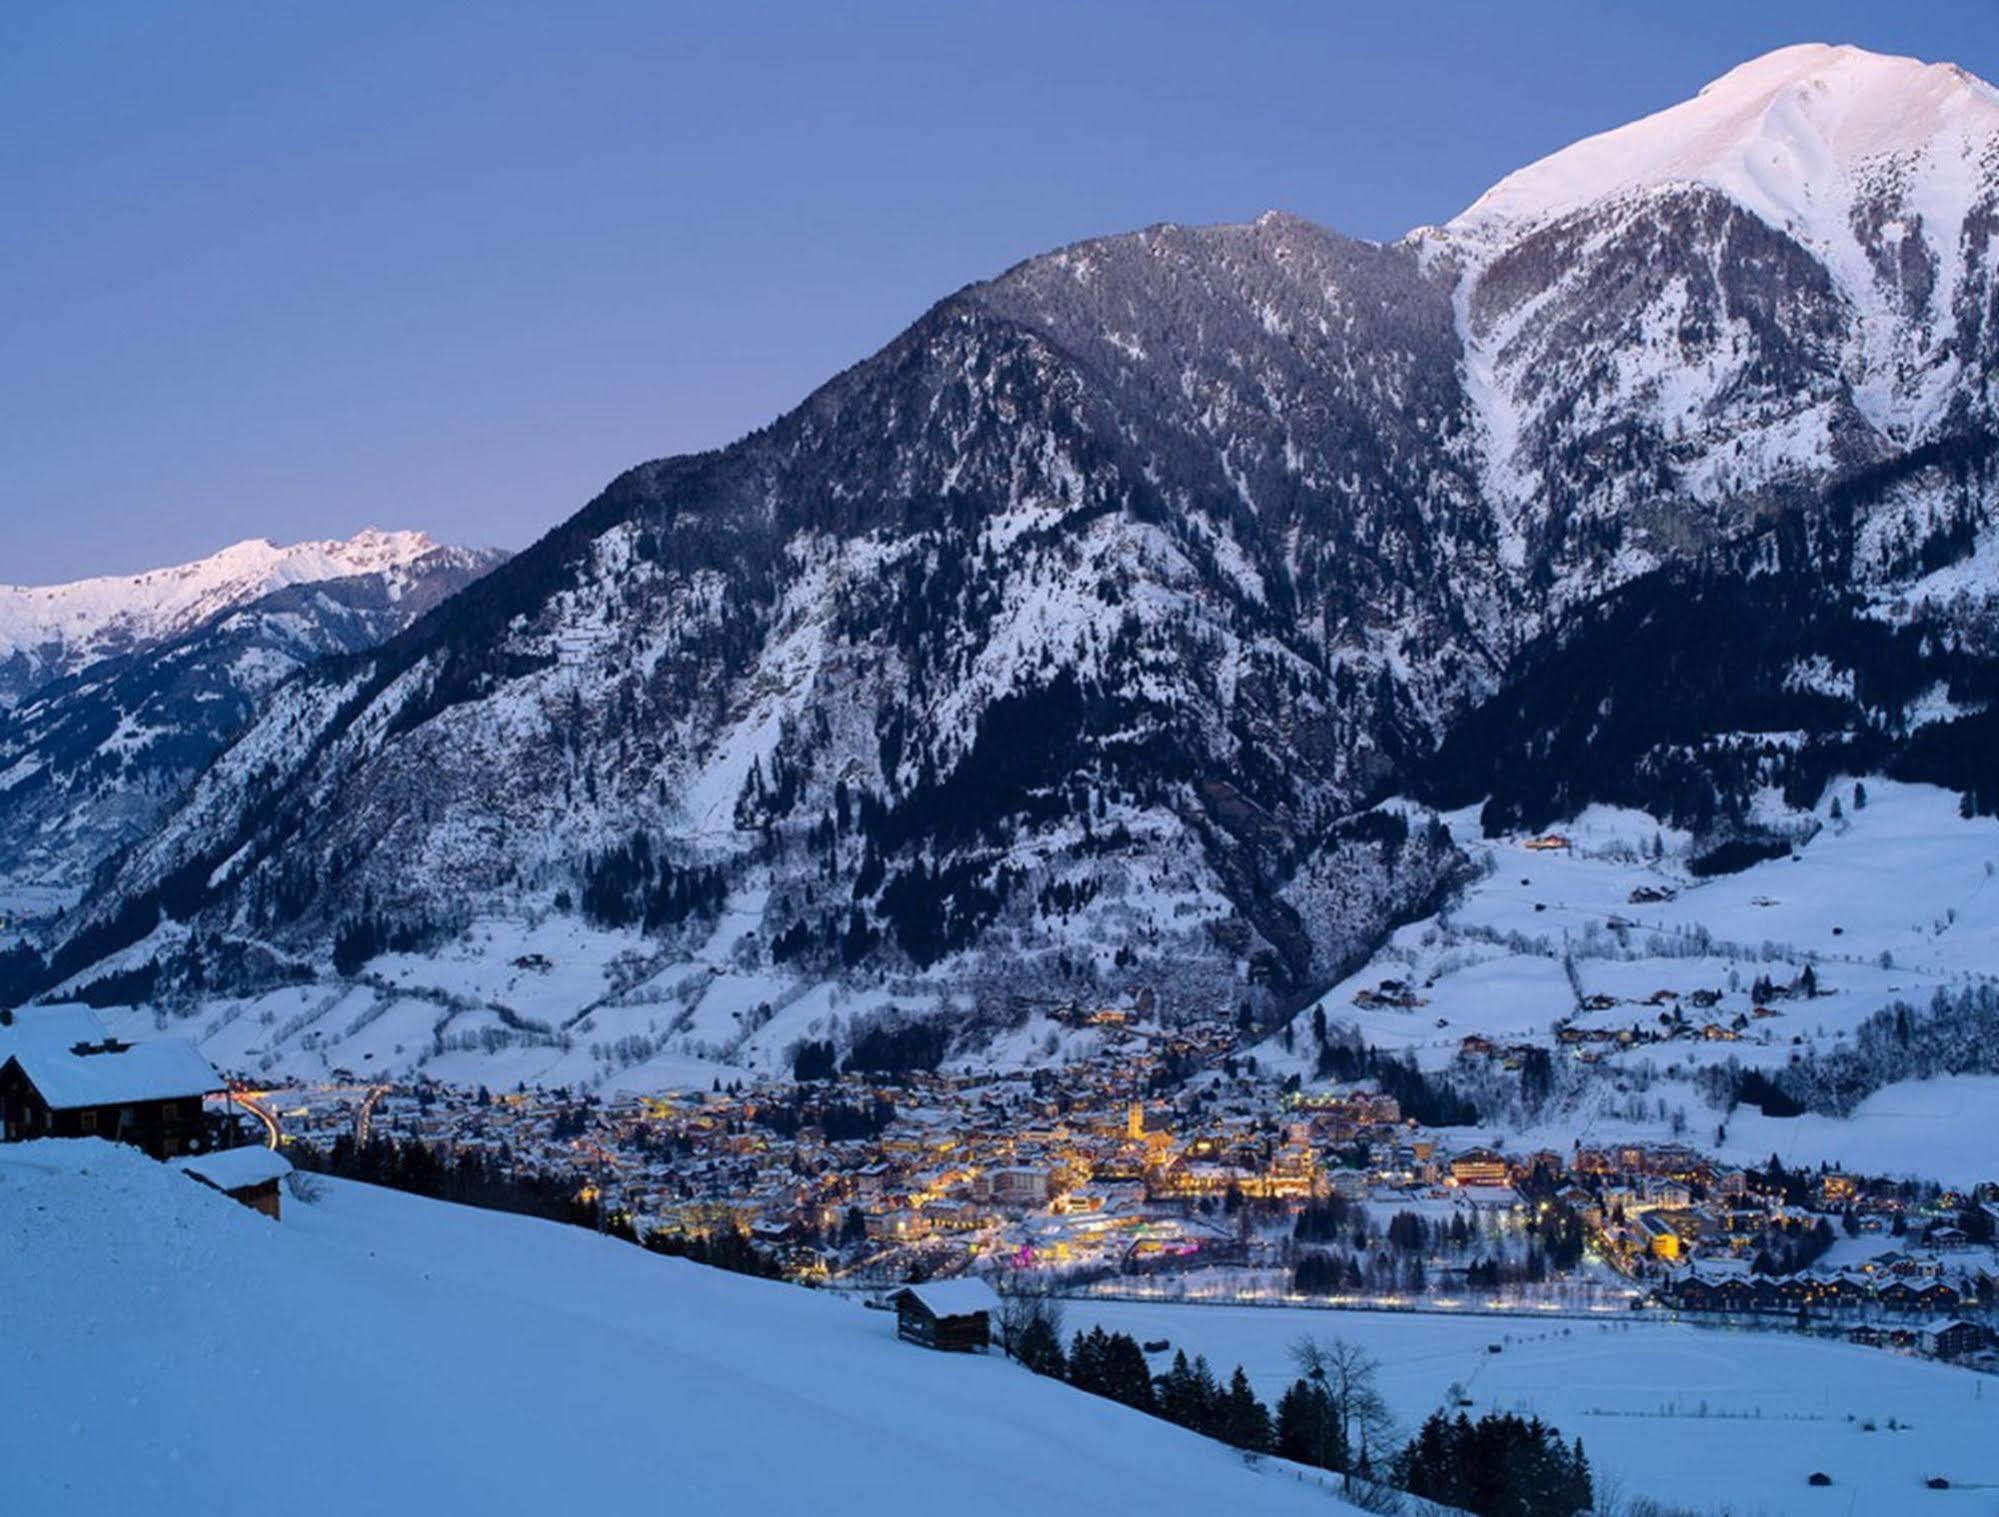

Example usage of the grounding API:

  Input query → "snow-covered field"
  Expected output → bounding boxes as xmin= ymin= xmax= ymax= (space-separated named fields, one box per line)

xmin=1068 ymin=1298 xmax=1998 ymax=1516
xmin=1256 ymin=781 xmax=1999 ymax=1177
xmin=1269 ymin=782 xmax=1999 ymax=1074
xmin=1700 ymin=1073 xmax=1999 ymax=1189
xmin=0 ymin=1140 xmax=1360 ymax=1516
xmin=79 ymin=897 xmax=947 ymax=1090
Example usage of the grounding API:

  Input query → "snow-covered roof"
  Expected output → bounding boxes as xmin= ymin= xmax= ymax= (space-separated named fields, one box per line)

xmin=5 ymin=1038 xmax=221 ymax=1109
xmin=897 ymin=1278 xmax=1002 ymax=1319
xmin=171 ymin=1145 xmax=292 ymax=1192
xmin=0 ymin=1005 xmax=110 ymax=1059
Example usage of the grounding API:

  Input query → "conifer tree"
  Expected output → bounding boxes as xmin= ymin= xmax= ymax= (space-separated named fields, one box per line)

xmin=1221 ymin=1365 xmax=1272 ymax=1453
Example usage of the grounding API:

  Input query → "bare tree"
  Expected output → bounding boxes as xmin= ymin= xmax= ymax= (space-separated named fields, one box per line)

xmin=1292 ymin=1334 xmax=1394 ymax=1490
xmin=996 ymin=1278 xmax=1064 ymax=1360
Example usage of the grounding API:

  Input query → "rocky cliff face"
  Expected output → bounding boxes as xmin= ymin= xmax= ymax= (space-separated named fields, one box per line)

xmin=34 ymin=46 xmax=1999 ymax=1056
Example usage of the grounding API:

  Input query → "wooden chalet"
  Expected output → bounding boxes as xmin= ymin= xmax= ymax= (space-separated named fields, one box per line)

xmin=1922 ymin=1320 xmax=1989 ymax=1362
xmin=0 ymin=1037 xmax=223 ymax=1160
xmin=171 ymin=1144 xmax=293 ymax=1219
xmin=892 ymin=1278 xmax=1001 ymax=1353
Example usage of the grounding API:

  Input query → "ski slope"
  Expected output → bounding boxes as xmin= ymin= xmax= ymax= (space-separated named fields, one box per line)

xmin=0 ymin=1140 xmax=1359 ymax=1516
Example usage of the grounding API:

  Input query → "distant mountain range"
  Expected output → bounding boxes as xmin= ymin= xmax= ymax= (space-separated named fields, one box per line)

xmin=17 ymin=45 xmax=1999 ymax=1067
xmin=0 ymin=530 xmax=474 ymax=707
xmin=0 ymin=531 xmax=504 ymax=915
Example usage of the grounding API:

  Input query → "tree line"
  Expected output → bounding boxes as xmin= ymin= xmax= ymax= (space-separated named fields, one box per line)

xmin=293 ymin=1133 xmax=785 ymax=1280
xmin=1002 ymin=1300 xmax=1592 ymax=1515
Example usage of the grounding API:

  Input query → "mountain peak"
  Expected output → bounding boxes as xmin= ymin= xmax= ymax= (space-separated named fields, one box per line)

xmin=1449 ymin=42 xmax=1999 ymax=243
xmin=0 ymin=527 xmax=467 ymax=695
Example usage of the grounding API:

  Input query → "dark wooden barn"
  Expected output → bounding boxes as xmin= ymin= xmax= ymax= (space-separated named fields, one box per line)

xmin=893 ymin=1279 xmax=1001 ymax=1353
xmin=173 ymin=1144 xmax=294 ymax=1220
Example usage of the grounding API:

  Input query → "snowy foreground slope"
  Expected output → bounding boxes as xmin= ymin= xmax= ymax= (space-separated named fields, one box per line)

xmin=1070 ymin=1298 xmax=1999 ymax=1517
xmin=0 ymin=1141 xmax=1359 ymax=1517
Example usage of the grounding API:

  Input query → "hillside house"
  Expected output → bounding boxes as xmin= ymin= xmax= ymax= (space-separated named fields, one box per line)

xmin=1922 ymin=1321 xmax=1989 ymax=1362
xmin=893 ymin=1278 xmax=1000 ymax=1353
xmin=172 ymin=1145 xmax=292 ymax=1219
xmin=0 ymin=1038 xmax=223 ymax=1160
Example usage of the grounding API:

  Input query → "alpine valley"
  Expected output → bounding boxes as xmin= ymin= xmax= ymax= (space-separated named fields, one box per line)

xmin=14 ymin=43 xmax=1999 ymax=1097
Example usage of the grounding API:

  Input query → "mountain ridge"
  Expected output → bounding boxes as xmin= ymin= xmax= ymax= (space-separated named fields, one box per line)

xmin=0 ymin=528 xmax=475 ymax=708
xmin=0 ymin=535 xmax=507 ymax=919
xmin=22 ymin=44 xmax=1999 ymax=1078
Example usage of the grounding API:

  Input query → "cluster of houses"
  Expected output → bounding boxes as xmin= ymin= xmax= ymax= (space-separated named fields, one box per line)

xmin=0 ymin=1005 xmax=290 ymax=1216
xmin=1656 ymin=1260 xmax=1996 ymax=1367
xmin=1656 ymin=1257 xmax=1986 ymax=1319
xmin=15 ymin=979 xmax=1989 ymax=1378
xmin=263 ymin=1022 xmax=1433 ymax=1282
xmin=259 ymin=1037 xmax=1998 ymax=1359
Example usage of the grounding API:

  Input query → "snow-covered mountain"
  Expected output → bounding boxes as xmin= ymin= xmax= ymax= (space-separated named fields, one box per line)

xmin=0 ymin=529 xmax=456 ymax=708
xmin=0 ymin=534 xmax=504 ymax=915
xmin=1435 ymin=43 xmax=1999 ymax=565
xmin=30 ymin=45 xmax=1999 ymax=1073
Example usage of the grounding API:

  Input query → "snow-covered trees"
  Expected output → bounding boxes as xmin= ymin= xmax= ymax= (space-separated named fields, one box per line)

xmin=1707 ymin=983 xmax=1999 ymax=1118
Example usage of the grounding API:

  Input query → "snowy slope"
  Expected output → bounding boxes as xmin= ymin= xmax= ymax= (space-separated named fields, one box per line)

xmin=1258 ymin=779 xmax=1999 ymax=1177
xmin=0 ymin=529 xmax=454 ymax=706
xmin=1452 ymin=44 xmax=1999 ymax=257
xmin=0 ymin=1139 xmax=1359 ymax=1516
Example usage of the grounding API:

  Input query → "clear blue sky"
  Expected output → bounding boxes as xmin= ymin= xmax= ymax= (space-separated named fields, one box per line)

xmin=4 ymin=2 xmax=1995 ymax=581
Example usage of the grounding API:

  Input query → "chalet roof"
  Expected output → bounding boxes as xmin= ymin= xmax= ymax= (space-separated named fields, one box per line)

xmin=1922 ymin=1320 xmax=1984 ymax=1339
xmin=0 ymin=1005 xmax=110 ymax=1059
xmin=5 ymin=1039 xmax=222 ymax=1110
xmin=1679 ymin=1256 xmax=1751 ymax=1280
xmin=896 ymin=1278 xmax=1002 ymax=1320
xmin=171 ymin=1145 xmax=291 ymax=1191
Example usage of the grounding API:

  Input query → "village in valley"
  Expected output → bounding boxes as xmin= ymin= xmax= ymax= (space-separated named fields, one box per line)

xmin=12 ymin=964 xmax=1992 ymax=1376
xmin=277 ymin=1042 xmax=1999 ymax=1363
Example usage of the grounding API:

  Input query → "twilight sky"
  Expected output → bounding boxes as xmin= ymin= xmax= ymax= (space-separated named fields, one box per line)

xmin=4 ymin=2 xmax=1995 ymax=582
